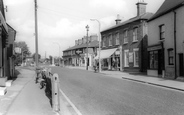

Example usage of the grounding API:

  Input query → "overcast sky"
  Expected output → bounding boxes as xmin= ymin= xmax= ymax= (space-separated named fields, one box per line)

xmin=4 ymin=0 xmax=164 ymax=58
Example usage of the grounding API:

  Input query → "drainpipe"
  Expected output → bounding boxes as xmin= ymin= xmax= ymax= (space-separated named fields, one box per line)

xmin=173 ymin=11 xmax=177 ymax=79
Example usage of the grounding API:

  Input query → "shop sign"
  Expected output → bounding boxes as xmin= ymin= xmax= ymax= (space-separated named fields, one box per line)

xmin=148 ymin=45 xmax=162 ymax=51
xmin=14 ymin=47 xmax=21 ymax=54
xmin=76 ymin=50 xmax=82 ymax=54
xmin=115 ymin=50 xmax=120 ymax=55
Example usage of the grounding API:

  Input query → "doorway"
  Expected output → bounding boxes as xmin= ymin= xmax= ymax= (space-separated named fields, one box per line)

xmin=179 ymin=53 xmax=184 ymax=76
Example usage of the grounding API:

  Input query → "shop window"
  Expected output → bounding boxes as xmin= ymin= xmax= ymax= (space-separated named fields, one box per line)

xmin=124 ymin=50 xmax=129 ymax=67
xmin=133 ymin=48 xmax=139 ymax=67
xmin=133 ymin=27 xmax=138 ymax=42
xmin=159 ymin=24 xmax=165 ymax=40
xmin=149 ymin=51 xmax=158 ymax=69
xmin=168 ymin=48 xmax=174 ymax=65
xmin=124 ymin=30 xmax=128 ymax=44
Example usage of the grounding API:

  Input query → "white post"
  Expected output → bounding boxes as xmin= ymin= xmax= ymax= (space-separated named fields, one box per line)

xmin=52 ymin=73 xmax=60 ymax=112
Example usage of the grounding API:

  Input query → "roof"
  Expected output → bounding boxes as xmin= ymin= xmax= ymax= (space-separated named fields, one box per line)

xmin=148 ymin=0 xmax=184 ymax=21
xmin=63 ymin=40 xmax=99 ymax=52
xmin=101 ymin=12 xmax=153 ymax=33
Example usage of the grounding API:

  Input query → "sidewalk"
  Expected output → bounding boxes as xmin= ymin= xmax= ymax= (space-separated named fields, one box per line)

xmin=67 ymin=66 xmax=184 ymax=91
xmin=0 ymin=67 xmax=56 ymax=115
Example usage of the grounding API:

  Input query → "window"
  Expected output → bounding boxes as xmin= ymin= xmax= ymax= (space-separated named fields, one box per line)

xmin=102 ymin=36 xmax=105 ymax=47
xmin=124 ymin=30 xmax=128 ymax=44
xmin=159 ymin=24 xmax=165 ymax=40
xmin=115 ymin=32 xmax=120 ymax=45
xmin=133 ymin=48 xmax=139 ymax=67
xmin=109 ymin=34 xmax=112 ymax=46
xmin=124 ymin=50 xmax=129 ymax=67
xmin=133 ymin=27 xmax=138 ymax=42
xmin=168 ymin=49 xmax=174 ymax=65
xmin=149 ymin=51 xmax=158 ymax=69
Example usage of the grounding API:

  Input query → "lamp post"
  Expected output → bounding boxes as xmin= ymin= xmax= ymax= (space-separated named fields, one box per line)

xmin=86 ymin=25 xmax=89 ymax=70
xmin=90 ymin=19 xmax=101 ymax=72
xmin=53 ymin=42 xmax=61 ymax=66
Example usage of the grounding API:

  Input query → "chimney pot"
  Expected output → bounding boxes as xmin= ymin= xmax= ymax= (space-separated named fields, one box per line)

xmin=115 ymin=14 xmax=121 ymax=25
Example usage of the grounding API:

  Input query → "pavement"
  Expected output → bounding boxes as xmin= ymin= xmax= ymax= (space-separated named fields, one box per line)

xmin=67 ymin=66 xmax=184 ymax=92
xmin=0 ymin=67 xmax=56 ymax=115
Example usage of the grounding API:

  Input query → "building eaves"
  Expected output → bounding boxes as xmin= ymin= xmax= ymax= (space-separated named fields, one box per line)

xmin=101 ymin=12 xmax=153 ymax=33
xmin=148 ymin=0 xmax=184 ymax=22
xmin=63 ymin=40 xmax=99 ymax=52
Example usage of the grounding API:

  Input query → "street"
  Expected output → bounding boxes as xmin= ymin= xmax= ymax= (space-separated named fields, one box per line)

xmin=51 ymin=67 xmax=184 ymax=115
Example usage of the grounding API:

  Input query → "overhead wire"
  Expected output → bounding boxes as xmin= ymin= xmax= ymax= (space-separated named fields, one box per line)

xmin=38 ymin=6 xmax=91 ymax=21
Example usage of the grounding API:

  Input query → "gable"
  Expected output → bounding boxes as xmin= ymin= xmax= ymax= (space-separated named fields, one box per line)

xmin=149 ymin=0 xmax=184 ymax=21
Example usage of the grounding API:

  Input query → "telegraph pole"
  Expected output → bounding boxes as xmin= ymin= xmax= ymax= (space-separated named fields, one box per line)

xmin=34 ymin=0 xmax=39 ymax=67
xmin=86 ymin=25 xmax=89 ymax=70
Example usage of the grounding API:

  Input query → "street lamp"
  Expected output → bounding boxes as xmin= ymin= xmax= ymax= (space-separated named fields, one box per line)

xmin=53 ymin=42 xmax=61 ymax=66
xmin=86 ymin=25 xmax=89 ymax=70
xmin=90 ymin=19 xmax=101 ymax=72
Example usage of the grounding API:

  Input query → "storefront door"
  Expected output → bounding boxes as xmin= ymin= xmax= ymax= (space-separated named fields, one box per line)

xmin=158 ymin=50 xmax=163 ymax=75
xmin=179 ymin=53 xmax=184 ymax=76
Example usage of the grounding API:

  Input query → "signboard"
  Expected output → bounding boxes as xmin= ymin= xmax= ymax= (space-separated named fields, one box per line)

xmin=15 ymin=47 xmax=21 ymax=54
xmin=129 ymin=52 xmax=133 ymax=63
xmin=148 ymin=45 xmax=162 ymax=51
xmin=76 ymin=50 xmax=82 ymax=54
xmin=115 ymin=50 xmax=120 ymax=55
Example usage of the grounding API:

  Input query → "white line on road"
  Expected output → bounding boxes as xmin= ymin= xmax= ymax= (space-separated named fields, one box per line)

xmin=59 ymin=89 xmax=82 ymax=115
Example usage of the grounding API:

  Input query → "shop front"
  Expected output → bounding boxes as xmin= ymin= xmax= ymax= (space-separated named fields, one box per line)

xmin=95 ymin=48 xmax=120 ymax=71
xmin=147 ymin=44 xmax=165 ymax=77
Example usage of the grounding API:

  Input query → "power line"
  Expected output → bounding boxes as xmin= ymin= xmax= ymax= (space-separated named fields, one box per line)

xmin=38 ymin=6 xmax=90 ymax=21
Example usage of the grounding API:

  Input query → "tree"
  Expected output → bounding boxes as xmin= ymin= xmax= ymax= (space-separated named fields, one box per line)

xmin=14 ymin=41 xmax=31 ymax=65
xmin=32 ymin=53 xmax=41 ymax=62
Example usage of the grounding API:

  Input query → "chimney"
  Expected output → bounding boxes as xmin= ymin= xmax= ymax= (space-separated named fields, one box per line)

xmin=115 ymin=14 xmax=121 ymax=25
xmin=136 ymin=0 xmax=147 ymax=16
xmin=75 ymin=40 xmax=78 ymax=45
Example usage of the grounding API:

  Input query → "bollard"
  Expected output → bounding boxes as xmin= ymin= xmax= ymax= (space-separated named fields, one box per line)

xmin=52 ymin=73 xmax=60 ymax=112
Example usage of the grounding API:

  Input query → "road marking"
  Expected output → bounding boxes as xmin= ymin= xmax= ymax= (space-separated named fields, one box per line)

xmin=59 ymin=89 xmax=82 ymax=115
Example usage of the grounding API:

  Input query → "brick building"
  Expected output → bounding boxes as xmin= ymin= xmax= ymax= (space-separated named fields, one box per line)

xmin=100 ymin=1 xmax=153 ymax=72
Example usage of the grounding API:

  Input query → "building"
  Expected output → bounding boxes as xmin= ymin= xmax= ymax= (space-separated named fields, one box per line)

xmin=0 ymin=0 xmax=9 ymax=86
xmin=63 ymin=35 xmax=99 ymax=68
xmin=100 ymin=1 xmax=153 ymax=72
xmin=147 ymin=0 xmax=184 ymax=79
xmin=6 ymin=24 xmax=16 ymax=79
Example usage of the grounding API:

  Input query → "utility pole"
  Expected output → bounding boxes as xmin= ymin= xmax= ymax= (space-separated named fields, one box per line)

xmin=34 ymin=0 xmax=39 ymax=67
xmin=86 ymin=25 xmax=89 ymax=70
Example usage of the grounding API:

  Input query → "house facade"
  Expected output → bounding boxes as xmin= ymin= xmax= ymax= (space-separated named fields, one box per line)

xmin=147 ymin=0 xmax=184 ymax=79
xmin=100 ymin=1 xmax=153 ymax=72
xmin=0 ymin=0 xmax=16 ymax=86
xmin=63 ymin=35 xmax=98 ymax=68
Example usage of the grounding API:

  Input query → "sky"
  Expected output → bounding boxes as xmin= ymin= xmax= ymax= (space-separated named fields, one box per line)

xmin=4 ymin=0 xmax=165 ymax=58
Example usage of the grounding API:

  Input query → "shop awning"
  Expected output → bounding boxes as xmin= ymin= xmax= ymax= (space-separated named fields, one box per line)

xmin=94 ymin=48 xmax=117 ymax=59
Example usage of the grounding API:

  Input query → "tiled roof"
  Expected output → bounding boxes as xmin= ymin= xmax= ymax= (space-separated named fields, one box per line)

xmin=63 ymin=40 xmax=99 ymax=52
xmin=148 ymin=0 xmax=184 ymax=21
xmin=101 ymin=12 xmax=153 ymax=33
